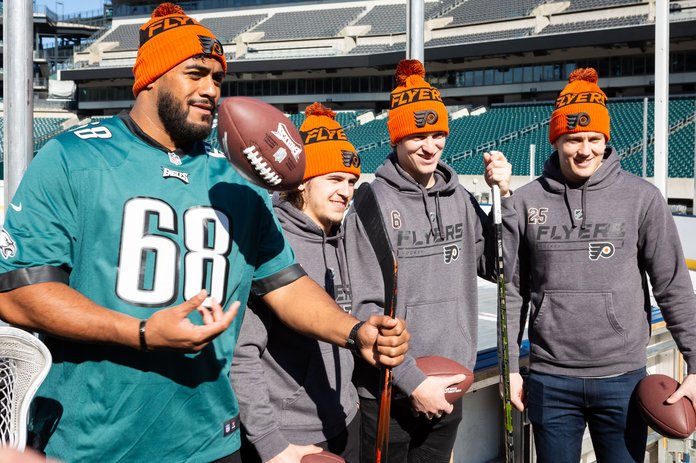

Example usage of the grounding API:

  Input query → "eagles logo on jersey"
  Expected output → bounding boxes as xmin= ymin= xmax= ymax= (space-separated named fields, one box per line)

xmin=443 ymin=244 xmax=460 ymax=264
xmin=0 ymin=229 xmax=17 ymax=260
xmin=589 ymin=242 xmax=615 ymax=260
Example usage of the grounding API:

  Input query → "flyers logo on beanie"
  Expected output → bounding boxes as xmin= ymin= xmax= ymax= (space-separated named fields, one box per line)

xmin=341 ymin=151 xmax=360 ymax=168
xmin=414 ymin=110 xmax=439 ymax=128
xmin=198 ymin=35 xmax=224 ymax=58
xmin=567 ymin=112 xmax=591 ymax=130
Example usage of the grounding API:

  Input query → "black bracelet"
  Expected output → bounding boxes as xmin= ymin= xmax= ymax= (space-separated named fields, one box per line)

xmin=345 ymin=320 xmax=365 ymax=355
xmin=139 ymin=319 xmax=148 ymax=352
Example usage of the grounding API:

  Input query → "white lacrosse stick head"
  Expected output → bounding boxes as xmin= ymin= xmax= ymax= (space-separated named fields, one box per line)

xmin=0 ymin=327 xmax=51 ymax=450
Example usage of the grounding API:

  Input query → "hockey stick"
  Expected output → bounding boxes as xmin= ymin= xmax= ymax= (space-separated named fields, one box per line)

xmin=493 ymin=184 xmax=515 ymax=463
xmin=353 ymin=183 xmax=397 ymax=463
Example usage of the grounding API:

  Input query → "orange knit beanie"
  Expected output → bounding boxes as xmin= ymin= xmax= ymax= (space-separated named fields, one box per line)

xmin=549 ymin=68 xmax=610 ymax=144
xmin=387 ymin=59 xmax=449 ymax=145
xmin=299 ymin=102 xmax=361 ymax=181
xmin=132 ymin=3 xmax=227 ymax=97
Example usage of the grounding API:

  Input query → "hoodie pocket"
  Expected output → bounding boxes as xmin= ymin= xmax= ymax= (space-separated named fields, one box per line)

xmin=279 ymin=349 xmax=348 ymax=428
xmin=404 ymin=298 xmax=472 ymax=357
xmin=532 ymin=290 xmax=626 ymax=364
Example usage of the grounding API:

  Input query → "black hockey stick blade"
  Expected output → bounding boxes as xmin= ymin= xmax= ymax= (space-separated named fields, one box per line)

xmin=353 ymin=183 xmax=398 ymax=463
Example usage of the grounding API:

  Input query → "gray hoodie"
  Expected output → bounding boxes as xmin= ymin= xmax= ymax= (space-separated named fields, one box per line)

xmin=502 ymin=147 xmax=696 ymax=377
xmin=345 ymin=153 xmax=495 ymax=399
xmin=231 ymin=196 xmax=359 ymax=462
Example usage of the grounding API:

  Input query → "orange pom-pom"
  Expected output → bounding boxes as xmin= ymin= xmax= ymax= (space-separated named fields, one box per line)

xmin=568 ymin=68 xmax=598 ymax=84
xmin=304 ymin=102 xmax=336 ymax=120
xmin=152 ymin=2 xmax=185 ymax=17
xmin=395 ymin=59 xmax=425 ymax=86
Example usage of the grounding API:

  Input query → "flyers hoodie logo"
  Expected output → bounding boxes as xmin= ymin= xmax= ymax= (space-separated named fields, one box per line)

xmin=589 ymin=242 xmax=615 ymax=260
xmin=443 ymin=244 xmax=459 ymax=264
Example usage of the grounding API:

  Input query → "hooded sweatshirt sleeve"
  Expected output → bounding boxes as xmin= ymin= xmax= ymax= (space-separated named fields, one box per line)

xmin=230 ymin=301 xmax=290 ymax=462
xmin=638 ymin=189 xmax=696 ymax=372
xmin=501 ymin=194 xmax=531 ymax=374
xmin=344 ymin=212 xmax=427 ymax=396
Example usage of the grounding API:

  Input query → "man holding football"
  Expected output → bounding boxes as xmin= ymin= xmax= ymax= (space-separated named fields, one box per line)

xmin=232 ymin=102 xmax=363 ymax=463
xmin=502 ymin=68 xmax=696 ymax=462
xmin=0 ymin=5 xmax=408 ymax=462
xmin=344 ymin=59 xmax=512 ymax=463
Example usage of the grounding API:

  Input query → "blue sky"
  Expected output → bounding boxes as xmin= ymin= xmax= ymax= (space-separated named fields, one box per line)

xmin=43 ymin=0 xmax=106 ymax=16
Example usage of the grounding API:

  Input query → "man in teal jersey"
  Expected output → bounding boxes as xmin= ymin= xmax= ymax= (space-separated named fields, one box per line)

xmin=0 ymin=4 xmax=408 ymax=463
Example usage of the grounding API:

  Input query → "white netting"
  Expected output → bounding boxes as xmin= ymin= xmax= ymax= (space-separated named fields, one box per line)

xmin=0 ymin=358 xmax=17 ymax=448
xmin=0 ymin=329 xmax=51 ymax=450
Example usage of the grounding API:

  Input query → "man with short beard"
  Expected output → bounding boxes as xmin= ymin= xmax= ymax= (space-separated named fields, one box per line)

xmin=0 ymin=4 xmax=409 ymax=463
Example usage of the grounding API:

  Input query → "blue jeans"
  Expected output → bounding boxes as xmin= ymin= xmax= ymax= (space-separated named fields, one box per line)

xmin=527 ymin=368 xmax=647 ymax=463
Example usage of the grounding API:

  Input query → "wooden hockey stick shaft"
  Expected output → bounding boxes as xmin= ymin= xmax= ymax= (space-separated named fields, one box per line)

xmin=493 ymin=185 xmax=515 ymax=463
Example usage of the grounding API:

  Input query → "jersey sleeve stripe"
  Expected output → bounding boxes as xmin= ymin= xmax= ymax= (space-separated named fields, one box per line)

xmin=251 ymin=263 xmax=306 ymax=296
xmin=0 ymin=266 xmax=70 ymax=292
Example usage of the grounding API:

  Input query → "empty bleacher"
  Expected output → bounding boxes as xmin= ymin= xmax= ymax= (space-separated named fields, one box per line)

xmin=443 ymin=0 xmax=544 ymax=26
xmin=541 ymin=15 xmax=648 ymax=34
xmin=566 ymin=0 xmax=644 ymax=13
xmin=105 ymin=23 xmax=144 ymax=51
xmin=354 ymin=4 xmax=407 ymax=35
xmin=248 ymin=7 xmax=365 ymax=41
xmin=0 ymin=117 xmax=75 ymax=157
xmin=349 ymin=42 xmax=406 ymax=55
xmin=427 ymin=27 xmax=534 ymax=48
xmin=201 ymin=14 xmax=268 ymax=44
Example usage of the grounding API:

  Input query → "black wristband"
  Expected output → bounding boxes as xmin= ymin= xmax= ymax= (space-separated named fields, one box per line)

xmin=139 ymin=319 xmax=148 ymax=352
xmin=345 ymin=321 xmax=365 ymax=355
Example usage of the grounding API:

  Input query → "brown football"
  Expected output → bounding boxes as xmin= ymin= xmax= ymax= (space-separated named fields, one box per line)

xmin=301 ymin=450 xmax=345 ymax=463
xmin=217 ymin=97 xmax=305 ymax=191
xmin=636 ymin=374 xmax=696 ymax=439
xmin=416 ymin=356 xmax=475 ymax=403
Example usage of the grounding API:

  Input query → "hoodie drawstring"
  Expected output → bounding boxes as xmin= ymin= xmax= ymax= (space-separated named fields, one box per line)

xmin=563 ymin=182 xmax=577 ymax=229
xmin=419 ymin=185 xmax=444 ymax=240
xmin=563 ymin=181 xmax=589 ymax=230
xmin=320 ymin=234 xmax=335 ymax=298
xmin=580 ymin=181 xmax=588 ymax=230
xmin=435 ymin=191 xmax=444 ymax=240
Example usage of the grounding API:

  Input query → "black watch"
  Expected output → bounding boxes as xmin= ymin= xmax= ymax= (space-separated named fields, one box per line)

xmin=346 ymin=321 xmax=365 ymax=355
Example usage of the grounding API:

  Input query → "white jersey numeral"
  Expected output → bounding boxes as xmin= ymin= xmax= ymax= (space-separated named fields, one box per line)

xmin=73 ymin=126 xmax=113 ymax=139
xmin=116 ymin=198 xmax=230 ymax=308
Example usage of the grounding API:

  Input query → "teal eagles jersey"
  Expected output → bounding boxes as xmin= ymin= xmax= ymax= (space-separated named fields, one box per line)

xmin=0 ymin=116 xmax=298 ymax=462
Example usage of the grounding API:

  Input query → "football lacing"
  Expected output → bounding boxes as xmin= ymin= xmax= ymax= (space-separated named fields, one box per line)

xmin=244 ymin=146 xmax=282 ymax=186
